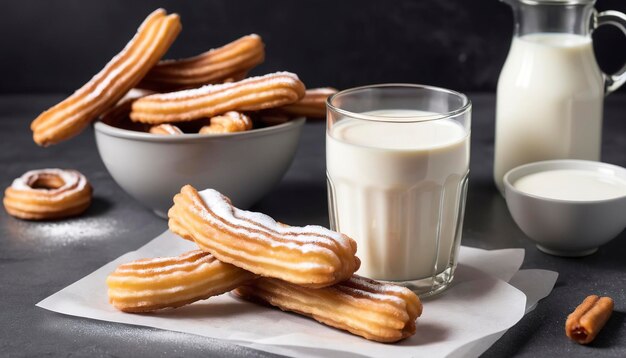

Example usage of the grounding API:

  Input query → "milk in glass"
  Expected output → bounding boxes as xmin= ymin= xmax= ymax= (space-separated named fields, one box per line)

xmin=326 ymin=110 xmax=470 ymax=281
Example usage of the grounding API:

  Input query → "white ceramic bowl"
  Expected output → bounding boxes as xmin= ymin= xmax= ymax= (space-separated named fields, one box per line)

xmin=94 ymin=118 xmax=305 ymax=218
xmin=504 ymin=160 xmax=626 ymax=257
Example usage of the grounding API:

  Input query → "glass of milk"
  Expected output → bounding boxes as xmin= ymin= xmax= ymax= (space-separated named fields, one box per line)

xmin=326 ymin=84 xmax=471 ymax=297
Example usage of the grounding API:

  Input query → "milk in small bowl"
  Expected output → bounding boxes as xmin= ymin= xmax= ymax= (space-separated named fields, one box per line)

xmin=326 ymin=84 xmax=471 ymax=297
xmin=504 ymin=160 xmax=626 ymax=257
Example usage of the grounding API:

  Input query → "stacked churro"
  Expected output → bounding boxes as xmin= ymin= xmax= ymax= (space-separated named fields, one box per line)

xmin=107 ymin=250 xmax=255 ymax=312
xmin=107 ymin=186 xmax=422 ymax=343
xmin=30 ymin=9 xmax=336 ymax=146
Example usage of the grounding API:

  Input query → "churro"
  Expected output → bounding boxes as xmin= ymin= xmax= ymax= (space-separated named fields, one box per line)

xmin=270 ymin=87 xmax=337 ymax=119
xmin=139 ymin=34 xmax=265 ymax=91
xmin=199 ymin=111 xmax=252 ymax=134
xmin=31 ymin=9 xmax=181 ymax=146
xmin=107 ymin=250 xmax=255 ymax=312
xmin=149 ymin=124 xmax=184 ymax=135
xmin=566 ymin=295 xmax=614 ymax=344
xmin=234 ymin=275 xmax=422 ymax=343
xmin=168 ymin=185 xmax=360 ymax=288
xmin=3 ymin=169 xmax=92 ymax=220
xmin=130 ymin=72 xmax=306 ymax=123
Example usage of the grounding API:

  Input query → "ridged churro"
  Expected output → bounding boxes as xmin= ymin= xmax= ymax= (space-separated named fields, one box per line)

xmin=234 ymin=275 xmax=422 ymax=343
xmin=31 ymin=9 xmax=181 ymax=146
xmin=3 ymin=169 xmax=92 ymax=220
xmin=107 ymin=250 xmax=256 ymax=313
xmin=199 ymin=111 xmax=252 ymax=134
xmin=168 ymin=185 xmax=360 ymax=288
xmin=139 ymin=34 xmax=265 ymax=92
xmin=269 ymin=87 xmax=337 ymax=119
xmin=130 ymin=72 xmax=306 ymax=123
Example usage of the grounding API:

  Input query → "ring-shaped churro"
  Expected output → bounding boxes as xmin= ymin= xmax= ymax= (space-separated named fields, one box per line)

xmin=3 ymin=169 xmax=92 ymax=220
xmin=31 ymin=9 xmax=181 ymax=146
xmin=168 ymin=185 xmax=360 ymax=288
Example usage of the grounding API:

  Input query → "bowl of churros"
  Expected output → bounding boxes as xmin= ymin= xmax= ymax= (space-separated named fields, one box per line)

xmin=27 ymin=9 xmax=336 ymax=217
xmin=92 ymin=68 xmax=333 ymax=218
xmin=94 ymin=111 xmax=306 ymax=218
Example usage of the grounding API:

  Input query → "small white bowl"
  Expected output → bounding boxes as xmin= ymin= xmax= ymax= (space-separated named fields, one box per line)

xmin=504 ymin=160 xmax=626 ymax=257
xmin=94 ymin=118 xmax=305 ymax=218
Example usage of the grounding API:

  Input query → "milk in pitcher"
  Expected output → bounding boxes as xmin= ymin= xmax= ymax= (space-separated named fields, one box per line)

xmin=494 ymin=34 xmax=604 ymax=191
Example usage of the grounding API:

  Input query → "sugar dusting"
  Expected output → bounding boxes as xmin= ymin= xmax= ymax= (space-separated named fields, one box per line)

xmin=338 ymin=276 xmax=410 ymax=304
xmin=114 ymin=251 xmax=215 ymax=275
xmin=148 ymin=72 xmax=300 ymax=100
xmin=11 ymin=169 xmax=88 ymax=198
xmin=6 ymin=216 xmax=121 ymax=249
xmin=196 ymin=189 xmax=351 ymax=251
xmin=221 ymin=111 xmax=251 ymax=129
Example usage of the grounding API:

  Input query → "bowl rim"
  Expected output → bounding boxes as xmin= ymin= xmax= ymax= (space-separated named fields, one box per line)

xmin=94 ymin=117 xmax=306 ymax=142
xmin=503 ymin=159 xmax=626 ymax=204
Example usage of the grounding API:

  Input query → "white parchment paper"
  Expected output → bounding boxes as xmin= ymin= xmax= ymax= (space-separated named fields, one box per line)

xmin=37 ymin=231 xmax=558 ymax=358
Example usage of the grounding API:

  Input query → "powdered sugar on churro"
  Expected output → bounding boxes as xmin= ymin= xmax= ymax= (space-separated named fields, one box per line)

xmin=115 ymin=251 xmax=219 ymax=275
xmin=148 ymin=72 xmax=301 ymax=100
xmin=11 ymin=169 xmax=88 ymax=196
xmin=337 ymin=276 xmax=411 ymax=304
xmin=196 ymin=189 xmax=352 ymax=252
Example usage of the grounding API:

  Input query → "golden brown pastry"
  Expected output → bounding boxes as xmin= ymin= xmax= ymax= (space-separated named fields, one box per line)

xmin=566 ymin=295 xmax=614 ymax=344
xmin=271 ymin=87 xmax=337 ymax=119
xmin=107 ymin=250 xmax=256 ymax=312
xmin=168 ymin=185 xmax=360 ymax=288
xmin=234 ymin=275 xmax=422 ymax=343
xmin=130 ymin=72 xmax=306 ymax=123
xmin=199 ymin=111 xmax=252 ymax=134
xmin=31 ymin=9 xmax=181 ymax=146
xmin=3 ymin=169 xmax=92 ymax=220
xmin=138 ymin=34 xmax=265 ymax=91
xmin=149 ymin=124 xmax=184 ymax=135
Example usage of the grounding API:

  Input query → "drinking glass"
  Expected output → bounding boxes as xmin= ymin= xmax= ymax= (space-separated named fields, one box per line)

xmin=326 ymin=84 xmax=471 ymax=297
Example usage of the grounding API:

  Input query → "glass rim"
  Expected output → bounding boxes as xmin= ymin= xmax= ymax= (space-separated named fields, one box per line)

xmin=326 ymin=83 xmax=472 ymax=123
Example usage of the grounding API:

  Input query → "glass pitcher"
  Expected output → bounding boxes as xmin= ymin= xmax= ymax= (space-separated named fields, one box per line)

xmin=494 ymin=0 xmax=626 ymax=192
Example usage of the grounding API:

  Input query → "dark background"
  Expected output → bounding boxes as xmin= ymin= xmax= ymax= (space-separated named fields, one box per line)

xmin=3 ymin=0 xmax=626 ymax=94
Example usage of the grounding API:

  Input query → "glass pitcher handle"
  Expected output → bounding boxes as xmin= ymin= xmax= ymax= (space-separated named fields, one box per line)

xmin=595 ymin=10 xmax=626 ymax=95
